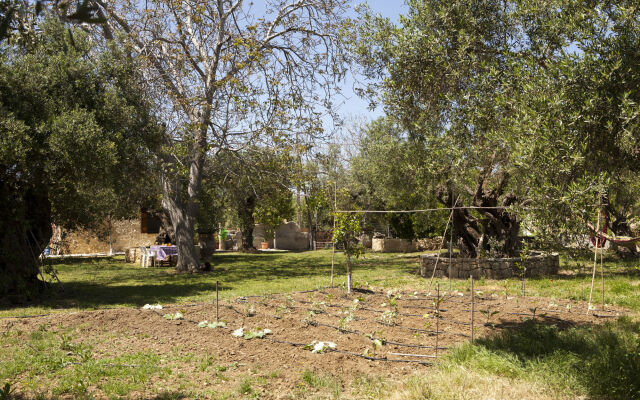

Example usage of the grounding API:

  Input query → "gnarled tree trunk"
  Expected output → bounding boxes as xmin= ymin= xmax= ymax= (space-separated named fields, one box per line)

xmin=606 ymin=202 xmax=639 ymax=258
xmin=0 ymin=183 xmax=52 ymax=302
xmin=238 ymin=194 xmax=257 ymax=251
xmin=437 ymin=169 xmax=521 ymax=258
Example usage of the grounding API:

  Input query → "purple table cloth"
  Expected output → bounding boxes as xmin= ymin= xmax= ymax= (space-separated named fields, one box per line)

xmin=149 ymin=245 xmax=178 ymax=261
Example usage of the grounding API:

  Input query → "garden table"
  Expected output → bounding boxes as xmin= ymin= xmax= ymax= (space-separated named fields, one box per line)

xmin=149 ymin=245 xmax=178 ymax=266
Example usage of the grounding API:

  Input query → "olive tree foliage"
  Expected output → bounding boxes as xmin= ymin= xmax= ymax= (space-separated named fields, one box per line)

xmin=296 ymin=159 xmax=334 ymax=244
xmin=348 ymin=0 xmax=640 ymax=257
xmin=92 ymin=0 xmax=349 ymax=271
xmin=0 ymin=17 xmax=160 ymax=299
xmin=208 ymin=147 xmax=294 ymax=251
xmin=1 ymin=0 xmax=106 ymax=41
xmin=350 ymin=117 xmax=448 ymax=239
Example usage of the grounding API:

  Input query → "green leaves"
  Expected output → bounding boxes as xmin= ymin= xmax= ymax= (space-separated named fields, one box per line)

xmin=349 ymin=0 xmax=640 ymax=249
xmin=231 ymin=328 xmax=272 ymax=340
xmin=163 ymin=312 xmax=183 ymax=320
xmin=197 ymin=321 xmax=226 ymax=329
xmin=332 ymin=212 xmax=364 ymax=259
xmin=304 ymin=340 xmax=336 ymax=354
xmin=0 ymin=382 xmax=13 ymax=400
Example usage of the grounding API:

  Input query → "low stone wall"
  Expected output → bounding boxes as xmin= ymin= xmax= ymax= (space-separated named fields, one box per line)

xmin=53 ymin=220 xmax=156 ymax=255
xmin=372 ymin=237 xmax=446 ymax=253
xmin=419 ymin=253 xmax=559 ymax=279
xmin=415 ymin=237 xmax=446 ymax=251
xmin=372 ymin=238 xmax=416 ymax=253
xmin=251 ymin=222 xmax=309 ymax=251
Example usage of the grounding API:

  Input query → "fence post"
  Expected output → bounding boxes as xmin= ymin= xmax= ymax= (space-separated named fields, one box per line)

xmin=216 ymin=280 xmax=219 ymax=323
xmin=436 ymin=283 xmax=440 ymax=359
xmin=470 ymin=275 xmax=474 ymax=345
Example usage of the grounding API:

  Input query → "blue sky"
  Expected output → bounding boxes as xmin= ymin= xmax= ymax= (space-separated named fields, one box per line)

xmin=330 ymin=1 xmax=407 ymax=131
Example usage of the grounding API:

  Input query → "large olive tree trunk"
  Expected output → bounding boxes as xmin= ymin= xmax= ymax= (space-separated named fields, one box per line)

xmin=238 ymin=194 xmax=257 ymax=251
xmin=0 ymin=183 xmax=52 ymax=301
xmin=606 ymin=203 xmax=639 ymax=258
xmin=437 ymin=170 xmax=521 ymax=258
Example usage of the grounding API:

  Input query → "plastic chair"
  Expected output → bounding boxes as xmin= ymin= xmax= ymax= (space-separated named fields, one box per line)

xmin=139 ymin=246 xmax=157 ymax=268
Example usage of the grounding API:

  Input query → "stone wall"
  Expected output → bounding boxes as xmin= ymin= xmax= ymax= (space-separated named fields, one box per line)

xmin=53 ymin=220 xmax=156 ymax=255
xmin=419 ymin=253 xmax=559 ymax=279
xmin=372 ymin=237 xmax=446 ymax=253
xmin=372 ymin=238 xmax=416 ymax=252
xmin=249 ymin=222 xmax=310 ymax=251
xmin=415 ymin=237 xmax=446 ymax=251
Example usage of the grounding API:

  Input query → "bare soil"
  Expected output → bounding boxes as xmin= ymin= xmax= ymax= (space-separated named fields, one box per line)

xmin=1 ymin=286 xmax=625 ymax=399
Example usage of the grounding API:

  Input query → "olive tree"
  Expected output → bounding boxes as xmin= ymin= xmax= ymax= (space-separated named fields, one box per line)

xmin=0 ymin=18 xmax=160 ymax=299
xmin=348 ymin=0 xmax=640 ymax=256
xmin=211 ymin=147 xmax=294 ymax=251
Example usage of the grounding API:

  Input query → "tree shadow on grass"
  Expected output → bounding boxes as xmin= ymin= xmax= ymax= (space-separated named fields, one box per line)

xmin=464 ymin=317 xmax=640 ymax=400
xmin=1 ymin=251 xmax=418 ymax=312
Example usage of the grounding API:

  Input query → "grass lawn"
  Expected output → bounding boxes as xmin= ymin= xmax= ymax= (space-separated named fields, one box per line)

xmin=1 ymin=249 xmax=639 ymax=399
xmin=0 ymin=250 xmax=422 ymax=318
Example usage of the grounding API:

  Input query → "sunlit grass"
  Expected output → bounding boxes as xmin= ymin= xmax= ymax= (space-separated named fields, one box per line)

xmin=1 ymin=249 xmax=639 ymax=399
xmin=1 ymin=250 xmax=421 ymax=317
xmin=3 ymin=249 xmax=639 ymax=317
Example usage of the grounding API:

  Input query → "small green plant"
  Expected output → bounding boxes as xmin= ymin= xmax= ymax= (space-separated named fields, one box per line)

xmin=303 ymin=310 xmax=317 ymax=326
xmin=231 ymin=327 xmax=272 ymax=340
xmin=274 ymin=305 xmax=290 ymax=318
xmin=479 ymin=306 xmax=500 ymax=326
xmin=422 ymin=314 xmax=432 ymax=330
xmin=502 ymin=278 xmax=511 ymax=297
xmin=378 ymin=310 xmax=397 ymax=326
xmin=238 ymin=379 xmax=253 ymax=395
xmin=244 ymin=303 xmax=256 ymax=317
xmin=332 ymin=212 xmax=365 ymax=293
xmin=304 ymin=340 xmax=336 ymax=353
xmin=0 ymin=382 xmax=13 ymax=400
xmin=432 ymin=293 xmax=447 ymax=310
xmin=338 ymin=314 xmax=353 ymax=331
xmin=324 ymin=293 xmax=334 ymax=306
xmin=338 ymin=302 xmax=358 ymax=331
xmin=163 ymin=312 xmax=184 ymax=320
xmin=198 ymin=320 xmax=226 ymax=328
xmin=364 ymin=337 xmax=384 ymax=357
xmin=311 ymin=301 xmax=327 ymax=313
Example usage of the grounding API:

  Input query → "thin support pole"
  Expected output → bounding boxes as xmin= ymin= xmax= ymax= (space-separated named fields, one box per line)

xmin=587 ymin=195 xmax=602 ymax=314
xmin=600 ymin=240 xmax=605 ymax=308
xmin=449 ymin=201 xmax=454 ymax=293
xmin=429 ymin=196 xmax=460 ymax=292
xmin=435 ymin=283 xmax=440 ymax=359
xmin=216 ymin=281 xmax=219 ymax=323
xmin=470 ymin=275 xmax=475 ymax=345
xmin=331 ymin=181 xmax=337 ymax=287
